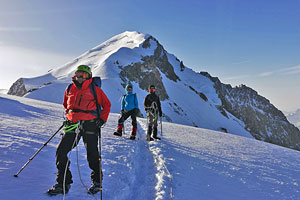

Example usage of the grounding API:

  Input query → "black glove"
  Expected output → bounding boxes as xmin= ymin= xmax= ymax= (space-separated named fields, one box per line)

xmin=159 ymin=112 xmax=162 ymax=117
xmin=63 ymin=120 xmax=74 ymax=126
xmin=95 ymin=118 xmax=105 ymax=128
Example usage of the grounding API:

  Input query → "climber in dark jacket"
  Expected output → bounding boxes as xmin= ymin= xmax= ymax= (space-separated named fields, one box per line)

xmin=144 ymin=85 xmax=162 ymax=141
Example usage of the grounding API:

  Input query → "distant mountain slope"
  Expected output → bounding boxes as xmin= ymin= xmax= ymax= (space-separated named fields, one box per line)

xmin=0 ymin=89 xmax=8 ymax=94
xmin=201 ymin=72 xmax=300 ymax=150
xmin=286 ymin=109 xmax=300 ymax=130
xmin=7 ymin=31 xmax=300 ymax=150
xmin=1 ymin=94 xmax=300 ymax=200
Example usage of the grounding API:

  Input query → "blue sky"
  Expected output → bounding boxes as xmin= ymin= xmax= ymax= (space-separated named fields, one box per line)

xmin=1 ymin=0 xmax=300 ymax=111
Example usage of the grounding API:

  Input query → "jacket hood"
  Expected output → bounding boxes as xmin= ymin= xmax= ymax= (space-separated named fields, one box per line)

xmin=125 ymin=87 xmax=133 ymax=95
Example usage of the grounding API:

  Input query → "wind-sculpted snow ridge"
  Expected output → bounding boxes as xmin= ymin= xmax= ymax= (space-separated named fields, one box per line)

xmin=1 ymin=94 xmax=300 ymax=200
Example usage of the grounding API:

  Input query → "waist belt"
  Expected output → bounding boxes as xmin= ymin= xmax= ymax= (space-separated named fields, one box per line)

xmin=67 ymin=110 xmax=98 ymax=123
xmin=88 ymin=118 xmax=98 ymax=122
xmin=69 ymin=109 xmax=99 ymax=118
xmin=69 ymin=108 xmax=100 ymax=118
xmin=70 ymin=109 xmax=96 ymax=113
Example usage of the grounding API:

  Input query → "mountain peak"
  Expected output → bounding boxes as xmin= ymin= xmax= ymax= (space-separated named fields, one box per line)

xmin=7 ymin=31 xmax=300 ymax=151
xmin=90 ymin=31 xmax=155 ymax=53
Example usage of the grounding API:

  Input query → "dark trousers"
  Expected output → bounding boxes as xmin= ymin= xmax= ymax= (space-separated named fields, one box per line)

xmin=147 ymin=126 xmax=158 ymax=138
xmin=146 ymin=111 xmax=158 ymax=138
xmin=56 ymin=120 xmax=100 ymax=185
xmin=118 ymin=109 xmax=137 ymax=128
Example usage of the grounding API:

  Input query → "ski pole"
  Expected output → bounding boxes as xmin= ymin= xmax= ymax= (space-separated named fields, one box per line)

xmin=14 ymin=123 xmax=64 ymax=177
xmin=98 ymin=127 xmax=103 ymax=200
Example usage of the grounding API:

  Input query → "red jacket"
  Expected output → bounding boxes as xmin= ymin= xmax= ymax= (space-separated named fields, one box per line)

xmin=63 ymin=77 xmax=111 ymax=123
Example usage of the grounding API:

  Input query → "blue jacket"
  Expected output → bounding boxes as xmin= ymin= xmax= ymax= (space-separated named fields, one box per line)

xmin=121 ymin=91 xmax=138 ymax=111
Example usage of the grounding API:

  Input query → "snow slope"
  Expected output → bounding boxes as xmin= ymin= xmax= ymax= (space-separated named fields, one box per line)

xmin=1 ymin=94 xmax=300 ymax=200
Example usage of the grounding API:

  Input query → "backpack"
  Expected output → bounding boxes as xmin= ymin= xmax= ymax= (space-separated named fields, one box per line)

xmin=67 ymin=77 xmax=102 ymax=117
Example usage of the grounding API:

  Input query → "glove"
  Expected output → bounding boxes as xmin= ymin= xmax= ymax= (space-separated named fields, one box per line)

xmin=159 ymin=112 xmax=162 ymax=117
xmin=96 ymin=118 xmax=105 ymax=128
xmin=63 ymin=120 xmax=74 ymax=126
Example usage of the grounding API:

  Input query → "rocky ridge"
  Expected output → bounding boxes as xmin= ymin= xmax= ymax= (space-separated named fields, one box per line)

xmin=201 ymin=71 xmax=300 ymax=150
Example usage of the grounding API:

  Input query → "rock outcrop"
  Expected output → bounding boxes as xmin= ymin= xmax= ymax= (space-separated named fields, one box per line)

xmin=201 ymin=71 xmax=300 ymax=150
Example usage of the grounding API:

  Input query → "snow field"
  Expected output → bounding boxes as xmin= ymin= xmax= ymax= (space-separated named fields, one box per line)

xmin=1 ymin=94 xmax=300 ymax=200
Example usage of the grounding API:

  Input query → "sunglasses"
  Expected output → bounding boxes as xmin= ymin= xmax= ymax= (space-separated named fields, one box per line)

xmin=149 ymin=89 xmax=155 ymax=92
xmin=75 ymin=71 xmax=89 ymax=79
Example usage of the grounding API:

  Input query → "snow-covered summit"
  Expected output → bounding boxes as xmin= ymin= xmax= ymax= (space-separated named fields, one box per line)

xmin=7 ymin=31 xmax=300 ymax=150
xmin=50 ymin=31 xmax=151 ymax=79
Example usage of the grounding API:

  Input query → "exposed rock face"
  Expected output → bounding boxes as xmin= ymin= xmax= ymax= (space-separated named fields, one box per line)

xmin=120 ymin=36 xmax=180 ymax=100
xmin=7 ymin=78 xmax=28 ymax=96
xmin=201 ymin=71 xmax=300 ymax=150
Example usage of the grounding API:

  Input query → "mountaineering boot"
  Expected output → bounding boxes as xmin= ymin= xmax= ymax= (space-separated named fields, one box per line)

xmin=146 ymin=136 xmax=154 ymax=141
xmin=88 ymin=182 xmax=101 ymax=195
xmin=153 ymin=136 xmax=161 ymax=140
xmin=153 ymin=127 xmax=161 ymax=140
xmin=130 ymin=127 xmax=137 ymax=140
xmin=146 ymin=126 xmax=154 ymax=141
xmin=47 ymin=183 xmax=71 ymax=196
xmin=113 ymin=131 xmax=122 ymax=136
xmin=114 ymin=124 xmax=123 ymax=136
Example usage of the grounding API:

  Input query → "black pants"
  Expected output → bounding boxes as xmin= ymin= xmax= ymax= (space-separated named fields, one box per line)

xmin=56 ymin=120 xmax=100 ymax=185
xmin=146 ymin=111 xmax=158 ymax=138
xmin=118 ymin=109 xmax=137 ymax=128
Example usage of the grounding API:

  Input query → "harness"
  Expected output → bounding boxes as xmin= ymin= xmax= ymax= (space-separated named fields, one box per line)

xmin=145 ymin=101 xmax=159 ymax=123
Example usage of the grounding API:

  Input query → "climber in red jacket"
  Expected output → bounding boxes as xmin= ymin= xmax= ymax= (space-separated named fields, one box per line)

xmin=47 ymin=65 xmax=111 ymax=196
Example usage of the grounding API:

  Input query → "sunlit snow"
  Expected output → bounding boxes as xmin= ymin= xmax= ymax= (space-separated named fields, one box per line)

xmin=1 ymin=94 xmax=300 ymax=200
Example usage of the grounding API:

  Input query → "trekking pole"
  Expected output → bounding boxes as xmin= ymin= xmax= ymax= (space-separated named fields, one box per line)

xmin=14 ymin=123 xmax=64 ymax=177
xmin=122 ymin=115 xmax=126 ymax=136
xmin=98 ymin=128 xmax=103 ymax=200
xmin=160 ymin=117 xmax=163 ymax=137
